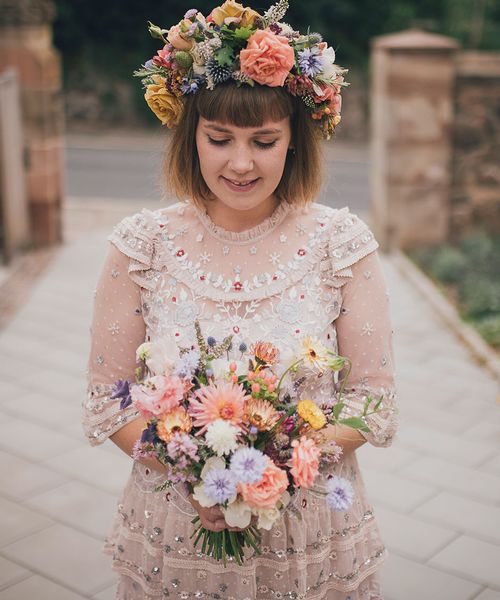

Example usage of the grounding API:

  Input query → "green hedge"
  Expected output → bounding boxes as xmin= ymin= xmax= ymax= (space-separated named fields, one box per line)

xmin=410 ymin=232 xmax=500 ymax=349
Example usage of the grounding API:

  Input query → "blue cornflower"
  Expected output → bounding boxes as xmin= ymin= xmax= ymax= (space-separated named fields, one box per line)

xmin=180 ymin=77 xmax=201 ymax=94
xmin=203 ymin=468 xmax=237 ymax=504
xmin=298 ymin=47 xmax=323 ymax=77
xmin=326 ymin=476 xmax=354 ymax=511
xmin=230 ymin=447 xmax=268 ymax=484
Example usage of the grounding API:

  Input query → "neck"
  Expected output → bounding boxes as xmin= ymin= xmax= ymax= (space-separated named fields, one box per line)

xmin=203 ymin=197 xmax=281 ymax=233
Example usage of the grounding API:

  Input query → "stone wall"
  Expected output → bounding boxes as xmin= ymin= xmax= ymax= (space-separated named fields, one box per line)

xmin=451 ymin=52 xmax=500 ymax=237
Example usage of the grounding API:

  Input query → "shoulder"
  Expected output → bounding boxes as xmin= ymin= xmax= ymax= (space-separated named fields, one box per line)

xmin=300 ymin=203 xmax=379 ymax=287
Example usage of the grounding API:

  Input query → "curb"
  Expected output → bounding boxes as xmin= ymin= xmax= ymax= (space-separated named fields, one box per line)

xmin=390 ymin=249 xmax=500 ymax=386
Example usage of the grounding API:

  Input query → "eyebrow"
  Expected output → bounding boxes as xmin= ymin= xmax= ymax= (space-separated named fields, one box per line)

xmin=204 ymin=124 xmax=282 ymax=135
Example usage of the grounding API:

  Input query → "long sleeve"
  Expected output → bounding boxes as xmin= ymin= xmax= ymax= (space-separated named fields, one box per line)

xmin=83 ymin=243 xmax=145 ymax=446
xmin=334 ymin=250 xmax=398 ymax=447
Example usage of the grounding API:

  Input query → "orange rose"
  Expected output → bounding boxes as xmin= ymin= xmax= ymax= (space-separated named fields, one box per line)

xmin=239 ymin=29 xmax=295 ymax=87
xmin=239 ymin=458 xmax=288 ymax=508
xmin=289 ymin=436 xmax=320 ymax=488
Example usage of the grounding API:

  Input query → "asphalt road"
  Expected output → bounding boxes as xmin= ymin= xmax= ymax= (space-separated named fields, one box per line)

xmin=65 ymin=131 xmax=370 ymax=214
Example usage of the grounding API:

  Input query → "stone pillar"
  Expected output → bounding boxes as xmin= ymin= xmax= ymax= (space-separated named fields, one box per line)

xmin=0 ymin=0 xmax=64 ymax=246
xmin=370 ymin=29 xmax=459 ymax=251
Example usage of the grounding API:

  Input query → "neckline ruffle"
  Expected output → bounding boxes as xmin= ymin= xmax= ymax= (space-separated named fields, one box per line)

xmin=193 ymin=200 xmax=292 ymax=244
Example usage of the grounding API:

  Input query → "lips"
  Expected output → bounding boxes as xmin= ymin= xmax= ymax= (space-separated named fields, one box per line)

xmin=221 ymin=176 xmax=259 ymax=192
xmin=225 ymin=177 xmax=258 ymax=186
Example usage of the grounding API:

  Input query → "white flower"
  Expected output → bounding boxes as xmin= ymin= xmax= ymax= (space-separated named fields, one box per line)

xmin=136 ymin=342 xmax=152 ymax=361
xmin=223 ymin=499 xmax=252 ymax=528
xmin=145 ymin=338 xmax=179 ymax=375
xmin=254 ymin=506 xmax=281 ymax=530
xmin=210 ymin=358 xmax=247 ymax=380
xmin=205 ymin=419 xmax=240 ymax=456
xmin=320 ymin=46 xmax=339 ymax=81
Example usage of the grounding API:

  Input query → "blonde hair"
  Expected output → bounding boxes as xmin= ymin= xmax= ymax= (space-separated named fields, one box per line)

xmin=164 ymin=82 xmax=323 ymax=209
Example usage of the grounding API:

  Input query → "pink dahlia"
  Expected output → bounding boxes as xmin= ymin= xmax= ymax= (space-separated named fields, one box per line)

xmin=130 ymin=375 xmax=184 ymax=419
xmin=188 ymin=380 xmax=248 ymax=433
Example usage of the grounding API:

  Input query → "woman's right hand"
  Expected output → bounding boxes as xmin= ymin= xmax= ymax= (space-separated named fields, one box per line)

xmin=188 ymin=495 xmax=229 ymax=532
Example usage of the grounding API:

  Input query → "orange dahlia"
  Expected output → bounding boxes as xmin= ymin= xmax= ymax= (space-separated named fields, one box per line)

xmin=251 ymin=341 xmax=279 ymax=365
xmin=245 ymin=398 xmax=280 ymax=432
xmin=156 ymin=407 xmax=192 ymax=442
xmin=188 ymin=380 xmax=248 ymax=433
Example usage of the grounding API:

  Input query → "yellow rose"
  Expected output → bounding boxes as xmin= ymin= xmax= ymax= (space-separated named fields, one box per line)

xmin=144 ymin=75 xmax=183 ymax=128
xmin=297 ymin=399 xmax=327 ymax=430
xmin=210 ymin=1 xmax=260 ymax=27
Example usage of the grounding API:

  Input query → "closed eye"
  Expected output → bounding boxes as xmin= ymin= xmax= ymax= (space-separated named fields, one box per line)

xmin=207 ymin=137 xmax=277 ymax=149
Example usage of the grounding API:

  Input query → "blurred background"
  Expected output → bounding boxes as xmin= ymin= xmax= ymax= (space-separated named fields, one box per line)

xmin=0 ymin=1 xmax=499 ymax=600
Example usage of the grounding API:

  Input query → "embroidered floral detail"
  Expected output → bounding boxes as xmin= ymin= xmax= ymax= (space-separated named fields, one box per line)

xmin=363 ymin=270 xmax=372 ymax=279
xmin=269 ymin=252 xmax=281 ymax=265
xmin=176 ymin=249 xmax=185 ymax=257
xmin=234 ymin=265 xmax=242 ymax=274
xmin=233 ymin=281 xmax=243 ymax=291
xmin=297 ymin=248 xmax=306 ymax=257
xmin=108 ymin=322 xmax=120 ymax=335
xmin=200 ymin=251 xmax=211 ymax=264
xmin=96 ymin=354 xmax=104 ymax=365
xmin=196 ymin=233 xmax=204 ymax=242
xmin=222 ymin=246 xmax=230 ymax=256
xmin=250 ymin=246 xmax=257 ymax=255
xmin=111 ymin=269 xmax=120 ymax=278
xmin=280 ymin=233 xmax=287 ymax=242
xmin=361 ymin=322 xmax=374 ymax=336
xmin=296 ymin=223 xmax=306 ymax=235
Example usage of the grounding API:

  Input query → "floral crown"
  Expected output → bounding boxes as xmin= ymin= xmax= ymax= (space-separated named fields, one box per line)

xmin=134 ymin=0 xmax=348 ymax=140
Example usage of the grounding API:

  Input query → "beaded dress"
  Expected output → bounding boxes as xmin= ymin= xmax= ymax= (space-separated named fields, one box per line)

xmin=83 ymin=199 xmax=398 ymax=600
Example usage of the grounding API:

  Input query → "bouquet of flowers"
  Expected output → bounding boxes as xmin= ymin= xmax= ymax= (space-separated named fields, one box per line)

xmin=113 ymin=321 xmax=386 ymax=566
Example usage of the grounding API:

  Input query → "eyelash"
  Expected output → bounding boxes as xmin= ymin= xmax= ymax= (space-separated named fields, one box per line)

xmin=207 ymin=137 xmax=277 ymax=149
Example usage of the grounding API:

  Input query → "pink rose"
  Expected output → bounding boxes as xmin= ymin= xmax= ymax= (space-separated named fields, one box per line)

xmin=239 ymin=458 xmax=288 ymax=508
xmin=131 ymin=375 xmax=184 ymax=419
xmin=167 ymin=24 xmax=193 ymax=51
xmin=239 ymin=29 xmax=295 ymax=87
xmin=289 ymin=436 xmax=320 ymax=488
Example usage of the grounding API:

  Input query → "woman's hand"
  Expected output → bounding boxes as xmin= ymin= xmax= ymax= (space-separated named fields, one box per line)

xmin=187 ymin=495 xmax=250 ymax=532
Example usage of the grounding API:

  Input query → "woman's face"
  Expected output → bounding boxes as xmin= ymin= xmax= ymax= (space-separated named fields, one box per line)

xmin=195 ymin=116 xmax=292 ymax=214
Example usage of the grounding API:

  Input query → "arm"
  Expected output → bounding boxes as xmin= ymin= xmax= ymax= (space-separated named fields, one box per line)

xmin=84 ymin=243 xmax=168 ymax=475
xmin=332 ymin=250 xmax=398 ymax=450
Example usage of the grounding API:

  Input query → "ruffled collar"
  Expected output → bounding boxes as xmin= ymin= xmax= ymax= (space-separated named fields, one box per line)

xmin=193 ymin=200 xmax=292 ymax=244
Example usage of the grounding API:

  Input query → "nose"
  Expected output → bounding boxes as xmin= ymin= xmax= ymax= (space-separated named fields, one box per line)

xmin=228 ymin=143 xmax=254 ymax=174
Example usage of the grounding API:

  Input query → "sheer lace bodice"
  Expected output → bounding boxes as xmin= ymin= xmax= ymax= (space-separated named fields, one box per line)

xmin=83 ymin=200 xmax=398 ymax=600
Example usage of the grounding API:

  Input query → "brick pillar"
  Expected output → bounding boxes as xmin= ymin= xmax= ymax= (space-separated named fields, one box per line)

xmin=370 ymin=29 xmax=459 ymax=251
xmin=0 ymin=0 xmax=64 ymax=246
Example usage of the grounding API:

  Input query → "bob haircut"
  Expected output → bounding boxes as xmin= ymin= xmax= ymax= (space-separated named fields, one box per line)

xmin=165 ymin=82 xmax=323 ymax=210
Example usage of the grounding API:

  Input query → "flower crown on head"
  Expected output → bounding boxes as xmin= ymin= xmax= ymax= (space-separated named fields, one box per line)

xmin=134 ymin=0 xmax=348 ymax=140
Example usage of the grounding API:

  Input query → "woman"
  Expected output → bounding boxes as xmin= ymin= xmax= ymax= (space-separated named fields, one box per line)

xmin=83 ymin=3 xmax=398 ymax=598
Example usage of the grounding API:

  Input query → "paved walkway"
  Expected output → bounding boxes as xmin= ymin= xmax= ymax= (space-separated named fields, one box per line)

xmin=0 ymin=210 xmax=499 ymax=600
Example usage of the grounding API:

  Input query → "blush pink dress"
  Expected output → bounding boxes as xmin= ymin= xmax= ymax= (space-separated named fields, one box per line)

xmin=83 ymin=200 xmax=398 ymax=600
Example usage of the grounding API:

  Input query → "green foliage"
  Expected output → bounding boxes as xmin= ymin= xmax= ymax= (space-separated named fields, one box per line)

xmin=410 ymin=230 xmax=500 ymax=348
xmin=429 ymin=245 xmax=468 ymax=284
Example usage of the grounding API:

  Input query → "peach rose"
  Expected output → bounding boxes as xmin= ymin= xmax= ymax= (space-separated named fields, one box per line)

xmin=289 ymin=436 xmax=320 ymax=488
xmin=131 ymin=374 xmax=184 ymax=419
xmin=239 ymin=29 xmax=295 ymax=87
xmin=144 ymin=75 xmax=183 ymax=128
xmin=239 ymin=458 xmax=288 ymax=508
xmin=167 ymin=22 xmax=193 ymax=51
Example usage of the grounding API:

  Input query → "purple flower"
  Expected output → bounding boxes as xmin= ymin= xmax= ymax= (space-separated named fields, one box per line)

xmin=203 ymin=468 xmax=236 ymax=504
xmin=184 ymin=8 xmax=198 ymax=19
xmin=140 ymin=422 xmax=157 ymax=443
xmin=230 ymin=447 xmax=268 ymax=484
xmin=326 ymin=476 xmax=354 ymax=511
xmin=298 ymin=47 xmax=323 ymax=77
xmin=144 ymin=59 xmax=154 ymax=69
xmin=167 ymin=432 xmax=199 ymax=462
xmin=111 ymin=379 xmax=132 ymax=409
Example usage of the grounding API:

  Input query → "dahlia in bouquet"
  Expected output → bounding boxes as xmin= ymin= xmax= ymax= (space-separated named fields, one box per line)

xmin=113 ymin=321 xmax=387 ymax=566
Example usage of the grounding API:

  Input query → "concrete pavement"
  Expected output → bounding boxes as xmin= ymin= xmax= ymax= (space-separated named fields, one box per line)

xmin=0 ymin=202 xmax=499 ymax=599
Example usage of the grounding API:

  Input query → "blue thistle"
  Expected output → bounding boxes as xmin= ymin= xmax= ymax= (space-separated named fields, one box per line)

xmin=206 ymin=58 xmax=232 ymax=84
